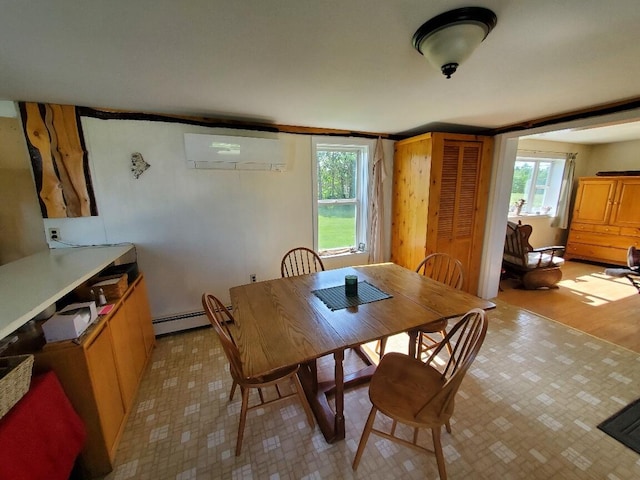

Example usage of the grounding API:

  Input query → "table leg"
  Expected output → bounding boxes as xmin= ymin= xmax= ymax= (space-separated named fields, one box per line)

xmin=297 ymin=348 xmax=374 ymax=443
xmin=333 ymin=349 xmax=345 ymax=439
xmin=408 ymin=329 xmax=418 ymax=358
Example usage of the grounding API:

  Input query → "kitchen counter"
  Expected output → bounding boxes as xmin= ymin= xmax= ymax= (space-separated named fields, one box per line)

xmin=0 ymin=244 xmax=135 ymax=341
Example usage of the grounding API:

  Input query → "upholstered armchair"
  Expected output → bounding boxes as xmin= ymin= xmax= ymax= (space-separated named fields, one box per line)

xmin=503 ymin=220 xmax=565 ymax=289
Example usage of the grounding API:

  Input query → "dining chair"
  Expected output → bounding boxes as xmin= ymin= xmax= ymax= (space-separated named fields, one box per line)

xmin=202 ymin=293 xmax=315 ymax=456
xmin=352 ymin=308 xmax=488 ymax=479
xmin=280 ymin=247 xmax=327 ymax=379
xmin=412 ymin=253 xmax=464 ymax=360
xmin=280 ymin=247 xmax=325 ymax=278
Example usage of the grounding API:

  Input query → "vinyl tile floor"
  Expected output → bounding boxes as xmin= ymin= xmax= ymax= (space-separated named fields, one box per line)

xmin=102 ymin=299 xmax=640 ymax=479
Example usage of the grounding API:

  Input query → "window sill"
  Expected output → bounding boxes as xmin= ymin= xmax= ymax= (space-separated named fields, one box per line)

xmin=319 ymin=249 xmax=366 ymax=258
xmin=508 ymin=213 xmax=552 ymax=219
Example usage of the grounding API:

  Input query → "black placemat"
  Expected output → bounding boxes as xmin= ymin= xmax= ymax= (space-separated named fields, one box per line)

xmin=312 ymin=281 xmax=392 ymax=311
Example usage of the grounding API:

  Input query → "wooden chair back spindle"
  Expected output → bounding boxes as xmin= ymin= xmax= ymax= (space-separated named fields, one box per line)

xmin=416 ymin=253 xmax=464 ymax=290
xmin=281 ymin=247 xmax=325 ymax=278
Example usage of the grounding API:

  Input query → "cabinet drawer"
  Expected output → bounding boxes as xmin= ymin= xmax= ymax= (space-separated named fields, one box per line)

xmin=565 ymin=243 xmax=627 ymax=265
xmin=592 ymin=225 xmax=620 ymax=235
xmin=570 ymin=223 xmax=594 ymax=232
xmin=567 ymin=231 xmax=634 ymax=249
xmin=621 ymin=226 xmax=640 ymax=238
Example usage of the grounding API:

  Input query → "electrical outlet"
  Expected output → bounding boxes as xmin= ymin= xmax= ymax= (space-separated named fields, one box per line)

xmin=250 ymin=274 xmax=257 ymax=283
xmin=48 ymin=228 xmax=60 ymax=241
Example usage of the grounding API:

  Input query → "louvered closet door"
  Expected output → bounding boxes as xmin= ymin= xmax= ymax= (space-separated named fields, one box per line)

xmin=432 ymin=140 xmax=483 ymax=290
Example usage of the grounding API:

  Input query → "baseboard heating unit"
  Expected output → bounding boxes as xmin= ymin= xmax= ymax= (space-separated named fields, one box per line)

xmin=152 ymin=310 xmax=209 ymax=336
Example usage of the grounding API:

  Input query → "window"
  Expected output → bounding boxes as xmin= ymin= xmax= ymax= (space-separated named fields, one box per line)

xmin=510 ymin=152 xmax=565 ymax=216
xmin=312 ymin=138 xmax=369 ymax=255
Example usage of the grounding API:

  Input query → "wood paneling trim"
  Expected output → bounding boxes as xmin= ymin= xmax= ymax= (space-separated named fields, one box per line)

xmin=77 ymin=106 xmax=394 ymax=140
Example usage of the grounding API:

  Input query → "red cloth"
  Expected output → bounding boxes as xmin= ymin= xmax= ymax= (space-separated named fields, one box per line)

xmin=0 ymin=371 xmax=86 ymax=480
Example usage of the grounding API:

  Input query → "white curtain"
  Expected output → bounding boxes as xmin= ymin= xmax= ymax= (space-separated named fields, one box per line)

xmin=368 ymin=137 xmax=386 ymax=263
xmin=551 ymin=153 xmax=577 ymax=229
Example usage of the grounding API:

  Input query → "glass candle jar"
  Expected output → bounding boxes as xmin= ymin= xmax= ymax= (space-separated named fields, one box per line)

xmin=345 ymin=275 xmax=358 ymax=297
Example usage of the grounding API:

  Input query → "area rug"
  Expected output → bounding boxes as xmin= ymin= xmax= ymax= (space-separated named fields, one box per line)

xmin=598 ymin=397 xmax=640 ymax=454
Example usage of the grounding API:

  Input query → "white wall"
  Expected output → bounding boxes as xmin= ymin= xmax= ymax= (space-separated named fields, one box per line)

xmin=588 ymin=139 xmax=640 ymax=174
xmin=517 ymin=138 xmax=594 ymax=178
xmin=44 ymin=117 xmax=395 ymax=318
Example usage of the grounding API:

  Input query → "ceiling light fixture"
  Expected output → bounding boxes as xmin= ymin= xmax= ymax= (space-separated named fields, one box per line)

xmin=412 ymin=6 xmax=497 ymax=79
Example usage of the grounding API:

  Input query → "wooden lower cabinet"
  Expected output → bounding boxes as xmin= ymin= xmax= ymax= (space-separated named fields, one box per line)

xmin=84 ymin=321 xmax=126 ymax=473
xmin=110 ymin=290 xmax=147 ymax=410
xmin=17 ymin=274 xmax=155 ymax=478
xmin=566 ymin=177 xmax=640 ymax=265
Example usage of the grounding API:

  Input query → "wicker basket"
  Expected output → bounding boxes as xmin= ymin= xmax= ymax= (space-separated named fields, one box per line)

xmin=0 ymin=354 xmax=34 ymax=419
xmin=75 ymin=273 xmax=128 ymax=302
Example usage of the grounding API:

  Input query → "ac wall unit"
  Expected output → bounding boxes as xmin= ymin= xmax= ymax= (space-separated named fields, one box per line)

xmin=184 ymin=133 xmax=286 ymax=171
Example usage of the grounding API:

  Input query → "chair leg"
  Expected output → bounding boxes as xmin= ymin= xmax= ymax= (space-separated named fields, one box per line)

xmin=236 ymin=387 xmax=250 ymax=456
xmin=229 ymin=380 xmax=237 ymax=401
xmin=352 ymin=407 xmax=377 ymax=470
xmin=293 ymin=373 xmax=315 ymax=428
xmin=432 ymin=425 xmax=447 ymax=480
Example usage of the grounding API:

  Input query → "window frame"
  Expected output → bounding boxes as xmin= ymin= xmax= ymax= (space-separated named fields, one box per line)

xmin=510 ymin=151 xmax=566 ymax=217
xmin=311 ymin=137 xmax=371 ymax=256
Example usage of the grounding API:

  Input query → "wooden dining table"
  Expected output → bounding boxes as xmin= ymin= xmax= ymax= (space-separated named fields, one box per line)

xmin=229 ymin=262 xmax=495 ymax=443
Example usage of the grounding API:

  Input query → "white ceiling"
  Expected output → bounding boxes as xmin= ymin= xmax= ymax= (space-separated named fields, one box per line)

xmin=2 ymin=0 xmax=640 ymax=140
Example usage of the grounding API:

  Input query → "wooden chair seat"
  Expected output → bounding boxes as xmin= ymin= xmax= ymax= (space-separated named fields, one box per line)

xmin=503 ymin=220 xmax=565 ymax=289
xmin=243 ymin=364 xmax=301 ymax=386
xmin=369 ymin=352 xmax=448 ymax=427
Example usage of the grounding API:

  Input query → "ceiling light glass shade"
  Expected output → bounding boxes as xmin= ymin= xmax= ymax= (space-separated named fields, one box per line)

xmin=413 ymin=7 xmax=497 ymax=78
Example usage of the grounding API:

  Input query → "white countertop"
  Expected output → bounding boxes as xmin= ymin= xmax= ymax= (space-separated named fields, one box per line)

xmin=0 ymin=244 xmax=135 ymax=341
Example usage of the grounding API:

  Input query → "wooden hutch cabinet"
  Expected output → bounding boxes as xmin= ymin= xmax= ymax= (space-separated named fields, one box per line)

xmin=390 ymin=132 xmax=493 ymax=294
xmin=565 ymin=176 xmax=640 ymax=265
xmin=8 ymin=274 xmax=155 ymax=478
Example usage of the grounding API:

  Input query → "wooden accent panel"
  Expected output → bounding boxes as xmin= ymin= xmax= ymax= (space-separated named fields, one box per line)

xmin=19 ymin=102 xmax=96 ymax=218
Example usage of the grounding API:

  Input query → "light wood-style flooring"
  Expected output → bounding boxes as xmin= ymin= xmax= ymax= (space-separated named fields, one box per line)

xmin=497 ymin=259 xmax=640 ymax=353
